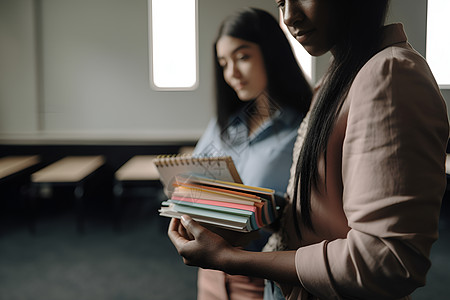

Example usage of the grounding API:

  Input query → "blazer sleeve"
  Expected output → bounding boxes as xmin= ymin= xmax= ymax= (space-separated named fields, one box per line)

xmin=294 ymin=46 xmax=449 ymax=299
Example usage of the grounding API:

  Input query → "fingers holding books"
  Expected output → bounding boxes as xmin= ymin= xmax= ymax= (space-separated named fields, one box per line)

xmin=168 ymin=215 xmax=235 ymax=270
xmin=168 ymin=217 xmax=191 ymax=245
xmin=205 ymin=225 xmax=261 ymax=248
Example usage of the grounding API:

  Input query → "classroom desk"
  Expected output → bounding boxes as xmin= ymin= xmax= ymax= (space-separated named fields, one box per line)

xmin=28 ymin=155 xmax=106 ymax=234
xmin=114 ymin=155 xmax=159 ymax=182
xmin=113 ymin=155 xmax=162 ymax=231
xmin=0 ymin=156 xmax=41 ymax=229
xmin=0 ymin=155 xmax=40 ymax=181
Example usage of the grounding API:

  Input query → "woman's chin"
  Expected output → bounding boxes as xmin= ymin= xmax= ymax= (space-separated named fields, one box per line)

xmin=236 ymin=92 xmax=255 ymax=102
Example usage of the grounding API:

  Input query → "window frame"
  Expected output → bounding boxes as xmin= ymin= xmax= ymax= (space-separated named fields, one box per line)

xmin=148 ymin=0 xmax=199 ymax=91
xmin=426 ymin=0 xmax=450 ymax=89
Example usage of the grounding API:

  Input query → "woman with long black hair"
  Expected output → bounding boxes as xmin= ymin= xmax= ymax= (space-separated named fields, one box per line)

xmin=168 ymin=1 xmax=449 ymax=299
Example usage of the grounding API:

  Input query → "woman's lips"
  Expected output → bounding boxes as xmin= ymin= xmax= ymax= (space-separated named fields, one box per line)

xmin=294 ymin=29 xmax=314 ymax=43
xmin=234 ymin=82 xmax=246 ymax=90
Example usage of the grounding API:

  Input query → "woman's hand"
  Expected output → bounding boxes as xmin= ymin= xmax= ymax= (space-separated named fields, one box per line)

xmin=168 ymin=216 xmax=299 ymax=284
xmin=168 ymin=216 xmax=238 ymax=270
xmin=204 ymin=225 xmax=261 ymax=247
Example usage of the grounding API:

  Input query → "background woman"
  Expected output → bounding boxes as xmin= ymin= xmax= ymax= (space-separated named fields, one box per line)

xmin=192 ymin=7 xmax=312 ymax=300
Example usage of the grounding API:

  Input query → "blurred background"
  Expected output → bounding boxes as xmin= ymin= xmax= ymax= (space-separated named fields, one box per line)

xmin=0 ymin=0 xmax=449 ymax=299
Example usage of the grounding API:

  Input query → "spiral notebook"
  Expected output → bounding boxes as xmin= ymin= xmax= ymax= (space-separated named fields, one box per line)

xmin=153 ymin=155 xmax=243 ymax=191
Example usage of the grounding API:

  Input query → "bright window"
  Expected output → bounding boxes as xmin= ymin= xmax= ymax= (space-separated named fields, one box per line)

xmin=427 ymin=0 xmax=450 ymax=88
xmin=149 ymin=0 xmax=198 ymax=90
xmin=279 ymin=12 xmax=313 ymax=82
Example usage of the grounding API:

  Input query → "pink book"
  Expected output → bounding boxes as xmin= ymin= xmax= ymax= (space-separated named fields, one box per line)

xmin=171 ymin=196 xmax=264 ymax=228
xmin=171 ymin=196 xmax=256 ymax=212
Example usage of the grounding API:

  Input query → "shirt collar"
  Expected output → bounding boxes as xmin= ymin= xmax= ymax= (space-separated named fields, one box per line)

xmin=226 ymin=107 xmax=299 ymax=142
xmin=378 ymin=23 xmax=408 ymax=52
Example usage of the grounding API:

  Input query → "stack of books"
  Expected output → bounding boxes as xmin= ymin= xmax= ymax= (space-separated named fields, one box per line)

xmin=159 ymin=175 xmax=276 ymax=232
xmin=153 ymin=155 xmax=276 ymax=232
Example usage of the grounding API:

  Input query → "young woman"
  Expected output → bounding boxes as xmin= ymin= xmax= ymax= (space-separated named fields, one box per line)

xmin=191 ymin=7 xmax=312 ymax=300
xmin=169 ymin=1 xmax=449 ymax=299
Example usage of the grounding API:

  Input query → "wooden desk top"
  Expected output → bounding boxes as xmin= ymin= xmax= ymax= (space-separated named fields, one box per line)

xmin=0 ymin=155 xmax=40 ymax=179
xmin=115 ymin=155 xmax=159 ymax=181
xmin=31 ymin=156 xmax=105 ymax=183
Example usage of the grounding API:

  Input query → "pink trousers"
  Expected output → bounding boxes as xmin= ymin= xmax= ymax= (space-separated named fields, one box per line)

xmin=197 ymin=268 xmax=265 ymax=300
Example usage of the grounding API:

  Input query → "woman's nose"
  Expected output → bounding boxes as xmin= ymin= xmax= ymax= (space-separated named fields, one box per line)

xmin=228 ymin=63 xmax=241 ymax=79
xmin=282 ymin=1 xmax=305 ymax=27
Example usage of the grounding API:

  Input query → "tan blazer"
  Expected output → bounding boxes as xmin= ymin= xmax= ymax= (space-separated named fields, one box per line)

xmin=280 ymin=24 xmax=449 ymax=300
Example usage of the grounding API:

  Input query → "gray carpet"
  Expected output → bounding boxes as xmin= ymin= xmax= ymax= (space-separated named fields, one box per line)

xmin=413 ymin=210 xmax=450 ymax=299
xmin=0 ymin=210 xmax=197 ymax=300
xmin=0 ymin=201 xmax=449 ymax=300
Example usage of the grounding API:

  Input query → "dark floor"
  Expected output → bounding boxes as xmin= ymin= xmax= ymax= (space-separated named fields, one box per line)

xmin=0 ymin=194 xmax=449 ymax=300
xmin=0 ymin=195 xmax=198 ymax=300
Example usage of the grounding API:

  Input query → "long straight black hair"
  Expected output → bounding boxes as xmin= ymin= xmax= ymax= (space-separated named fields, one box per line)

xmin=292 ymin=0 xmax=390 ymax=238
xmin=213 ymin=7 xmax=312 ymax=132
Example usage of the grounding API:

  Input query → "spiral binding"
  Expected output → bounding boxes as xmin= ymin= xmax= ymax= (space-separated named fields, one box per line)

xmin=154 ymin=154 xmax=231 ymax=167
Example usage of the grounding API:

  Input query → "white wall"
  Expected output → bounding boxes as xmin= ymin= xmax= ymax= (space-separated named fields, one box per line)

xmin=0 ymin=0 xmax=39 ymax=134
xmin=0 ymin=0 xmax=277 ymax=144
xmin=0 ymin=0 xmax=448 ymax=144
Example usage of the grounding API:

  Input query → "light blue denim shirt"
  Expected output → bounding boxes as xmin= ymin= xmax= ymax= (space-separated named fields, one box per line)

xmin=193 ymin=106 xmax=303 ymax=199
xmin=194 ymin=106 xmax=303 ymax=252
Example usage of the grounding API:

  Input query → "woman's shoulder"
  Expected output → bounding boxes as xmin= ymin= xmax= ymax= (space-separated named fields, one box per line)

xmin=350 ymin=41 xmax=441 ymax=106
xmin=193 ymin=117 xmax=222 ymax=155
xmin=200 ymin=117 xmax=221 ymax=137
xmin=367 ymin=44 xmax=431 ymax=77
xmin=346 ymin=34 xmax=446 ymax=129
xmin=357 ymin=23 xmax=436 ymax=89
